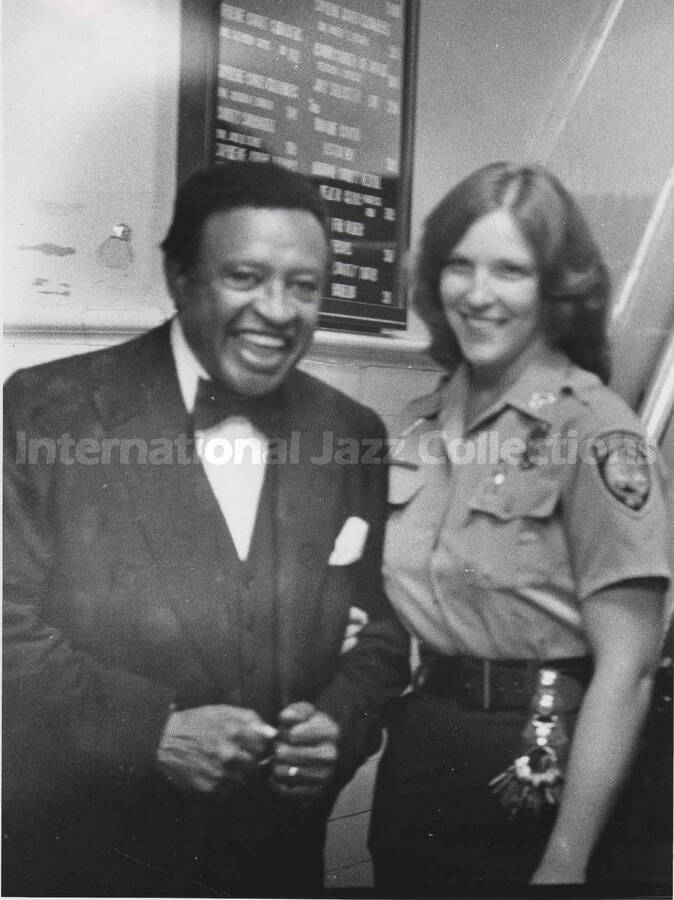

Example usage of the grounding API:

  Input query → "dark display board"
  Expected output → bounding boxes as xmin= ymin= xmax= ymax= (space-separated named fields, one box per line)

xmin=178 ymin=0 xmax=418 ymax=330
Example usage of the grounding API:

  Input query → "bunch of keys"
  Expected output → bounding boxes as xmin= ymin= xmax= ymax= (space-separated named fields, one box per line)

xmin=489 ymin=668 xmax=568 ymax=818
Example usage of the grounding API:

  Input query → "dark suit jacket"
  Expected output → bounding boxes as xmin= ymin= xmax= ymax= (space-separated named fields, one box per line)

xmin=3 ymin=323 xmax=409 ymax=896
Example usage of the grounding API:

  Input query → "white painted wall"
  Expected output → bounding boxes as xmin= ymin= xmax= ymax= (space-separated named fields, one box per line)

xmin=3 ymin=0 xmax=179 ymax=331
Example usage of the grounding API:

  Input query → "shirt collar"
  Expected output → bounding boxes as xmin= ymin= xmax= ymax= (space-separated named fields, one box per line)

xmin=435 ymin=351 xmax=597 ymax=433
xmin=497 ymin=351 xmax=586 ymax=424
xmin=170 ymin=316 xmax=209 ymax=413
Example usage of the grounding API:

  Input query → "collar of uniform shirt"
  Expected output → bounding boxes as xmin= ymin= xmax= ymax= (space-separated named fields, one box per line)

xmin=494 ymin=351 xmax=588 ymax=424
xmin=432 ymin=352 xmax=590 ymax=435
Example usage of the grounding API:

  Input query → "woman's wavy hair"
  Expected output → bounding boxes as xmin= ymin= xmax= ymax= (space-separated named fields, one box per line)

xmin=415 ymin=162 xmax=612 ymax=383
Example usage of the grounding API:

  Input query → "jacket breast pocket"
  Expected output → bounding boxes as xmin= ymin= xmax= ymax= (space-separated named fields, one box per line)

xmin=468 ymin=474 xmax=568 ymax=584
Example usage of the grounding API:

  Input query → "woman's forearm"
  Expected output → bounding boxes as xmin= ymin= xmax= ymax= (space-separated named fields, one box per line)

xmin=532 ymin=664 xmax=655 ymax=883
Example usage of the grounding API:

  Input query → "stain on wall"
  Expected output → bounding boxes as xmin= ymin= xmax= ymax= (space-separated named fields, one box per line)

xmin=20 ymin=243 xmax=76 ymax=257
xmin=32 ymin=278 xmax=71 ymax=297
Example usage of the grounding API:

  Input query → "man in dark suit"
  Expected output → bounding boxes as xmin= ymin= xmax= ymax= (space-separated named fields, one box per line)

xmin=3 ymin=161 xmax=409 ymax=897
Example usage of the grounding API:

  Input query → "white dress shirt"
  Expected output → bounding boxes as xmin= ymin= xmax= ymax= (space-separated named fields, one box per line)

xmin=170 ymin=317 xmax=267 ymax=560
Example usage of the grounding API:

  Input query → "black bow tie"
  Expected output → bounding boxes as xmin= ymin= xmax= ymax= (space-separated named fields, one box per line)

xmin=192 ymin=378 xmax=287 ymax=436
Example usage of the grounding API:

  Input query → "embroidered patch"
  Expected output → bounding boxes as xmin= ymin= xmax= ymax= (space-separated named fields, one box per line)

xmin=591 ymin=431 xmax=651 ymax=510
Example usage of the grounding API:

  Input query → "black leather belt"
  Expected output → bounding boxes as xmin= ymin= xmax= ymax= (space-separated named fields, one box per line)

xmin=413 ymin=654 xmax=592 ymax=712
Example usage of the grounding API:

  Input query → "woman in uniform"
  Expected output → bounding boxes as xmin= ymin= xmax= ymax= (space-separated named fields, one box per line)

xmin=369 ymin=163 xmax=670 ymax=893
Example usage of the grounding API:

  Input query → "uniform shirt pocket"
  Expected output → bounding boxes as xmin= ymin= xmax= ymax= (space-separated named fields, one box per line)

xmin=469 ymin=471 xmax=560 ymax=520
xmin=467 ymin=472 xmax=568 ymax=585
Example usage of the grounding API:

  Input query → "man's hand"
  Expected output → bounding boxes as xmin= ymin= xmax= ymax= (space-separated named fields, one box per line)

xmin=156 ymin=704 xmax=277 ymax=796
xmin=270 ymin=701 xmax=339 ymax=798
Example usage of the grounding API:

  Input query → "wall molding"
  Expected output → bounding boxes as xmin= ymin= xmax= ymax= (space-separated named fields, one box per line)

xmin=3 ymin=313 xmax=439 ymax=370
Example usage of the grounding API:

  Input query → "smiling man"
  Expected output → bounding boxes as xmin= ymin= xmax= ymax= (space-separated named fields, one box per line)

xmin=3 ymin=161 xmax=409 ymax=897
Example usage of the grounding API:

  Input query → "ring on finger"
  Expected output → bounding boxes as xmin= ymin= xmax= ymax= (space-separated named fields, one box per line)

xmin=287 ymin=765 xmax=299 ymax=779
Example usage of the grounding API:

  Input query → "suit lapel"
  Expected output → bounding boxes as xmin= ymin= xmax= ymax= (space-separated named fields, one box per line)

xmin=93 ymin=325 xmax=239 ymax=683
xmin=274 ymin=374 xmax=343 ymax=706
xmin=93 ymin=339 xmax=349 ymax=704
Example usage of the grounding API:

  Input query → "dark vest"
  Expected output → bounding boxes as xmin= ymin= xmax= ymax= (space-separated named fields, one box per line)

xmin=212 ymin=462 xmax=281 ymax=725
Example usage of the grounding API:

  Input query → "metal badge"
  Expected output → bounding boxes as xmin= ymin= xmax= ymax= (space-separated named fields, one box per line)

xmin=519 ymin=421 xmax=552 ymax=469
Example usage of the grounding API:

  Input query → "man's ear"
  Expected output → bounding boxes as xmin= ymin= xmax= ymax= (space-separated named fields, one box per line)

xmin=163 ymin=257 xmax=189 ymax=309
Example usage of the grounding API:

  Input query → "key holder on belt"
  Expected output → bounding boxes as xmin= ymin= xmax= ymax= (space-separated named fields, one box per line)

xmin=489 ymin=668 xmax=570 ymax=818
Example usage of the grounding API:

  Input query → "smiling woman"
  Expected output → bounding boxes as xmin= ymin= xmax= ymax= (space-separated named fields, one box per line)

xmin=415 ymin=163 xmax=612 ymax=388
xmin=368 ymin=162 xmax=671 ymax=895
xmin=438 ymin=208 xmax=545 ymax=415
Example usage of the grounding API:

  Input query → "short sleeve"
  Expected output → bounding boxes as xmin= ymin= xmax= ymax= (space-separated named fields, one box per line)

xmin=561 ymin=429 xmax=671 ymax=600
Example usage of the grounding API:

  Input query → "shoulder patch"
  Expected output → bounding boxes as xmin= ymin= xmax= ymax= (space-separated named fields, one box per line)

xmin=591 ymin=431 xmax=651 ymax=510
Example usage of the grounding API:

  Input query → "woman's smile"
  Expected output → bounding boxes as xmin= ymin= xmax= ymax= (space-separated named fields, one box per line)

xmin=440 ymin=209 xmax=547 ymax=382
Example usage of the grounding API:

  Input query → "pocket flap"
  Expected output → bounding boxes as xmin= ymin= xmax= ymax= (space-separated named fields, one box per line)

xmin=469 ymin=473 xmax=560 ymax=520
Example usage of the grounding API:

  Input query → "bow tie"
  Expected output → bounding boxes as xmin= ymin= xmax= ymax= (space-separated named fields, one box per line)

xmin=192 ymin=378 xmax=287 ymax=436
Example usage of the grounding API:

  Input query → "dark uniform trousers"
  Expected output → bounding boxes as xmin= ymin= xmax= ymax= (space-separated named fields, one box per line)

xmin=370 ymin=679 xmax=671 ymax=898
xmin=370 ymin=691 xmax=564 ymax=896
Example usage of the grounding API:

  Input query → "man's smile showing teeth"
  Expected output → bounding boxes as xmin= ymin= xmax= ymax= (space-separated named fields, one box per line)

xmin=236 ymin=330 xmax=288 ymax=350
xmin=232 ymin=329 xmax=294 ymax=371
xmin=174 ymin=207 xmax=326 ymax=394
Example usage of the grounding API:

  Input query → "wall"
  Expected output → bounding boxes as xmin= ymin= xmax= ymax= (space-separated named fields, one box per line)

xmin=3 ymin=0 xmax=673 ymax=890
xmin=5 ymin=1 xmax=671 ymax=397
xmin=3 ymin=0 xmax=179 ymax=331
xmin=411 ymin=0 xmax=611 ymax=229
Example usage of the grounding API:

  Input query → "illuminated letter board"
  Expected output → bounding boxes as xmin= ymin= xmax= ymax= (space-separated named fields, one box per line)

xmin=178 ymin=0 xmax=418 ymax=330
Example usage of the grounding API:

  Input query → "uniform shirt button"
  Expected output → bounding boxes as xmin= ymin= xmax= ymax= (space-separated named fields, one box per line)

xmin=493 ymin=472 xmax=506 ymax=485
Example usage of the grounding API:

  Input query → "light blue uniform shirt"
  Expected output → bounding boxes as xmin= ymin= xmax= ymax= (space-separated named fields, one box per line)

xmin=384 ymin=355 xmax=671 ymax=660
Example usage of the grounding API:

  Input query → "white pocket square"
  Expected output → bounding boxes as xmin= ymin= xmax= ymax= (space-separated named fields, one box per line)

xmin=328 ymin=516 xmax=369 ymax=566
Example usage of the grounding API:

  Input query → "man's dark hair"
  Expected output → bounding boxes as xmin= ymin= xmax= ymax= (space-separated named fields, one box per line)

xmin=161 ymin=160 xmax=330 ymax=271
xmin=415 ymin=162 xmax=612 ymax=383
